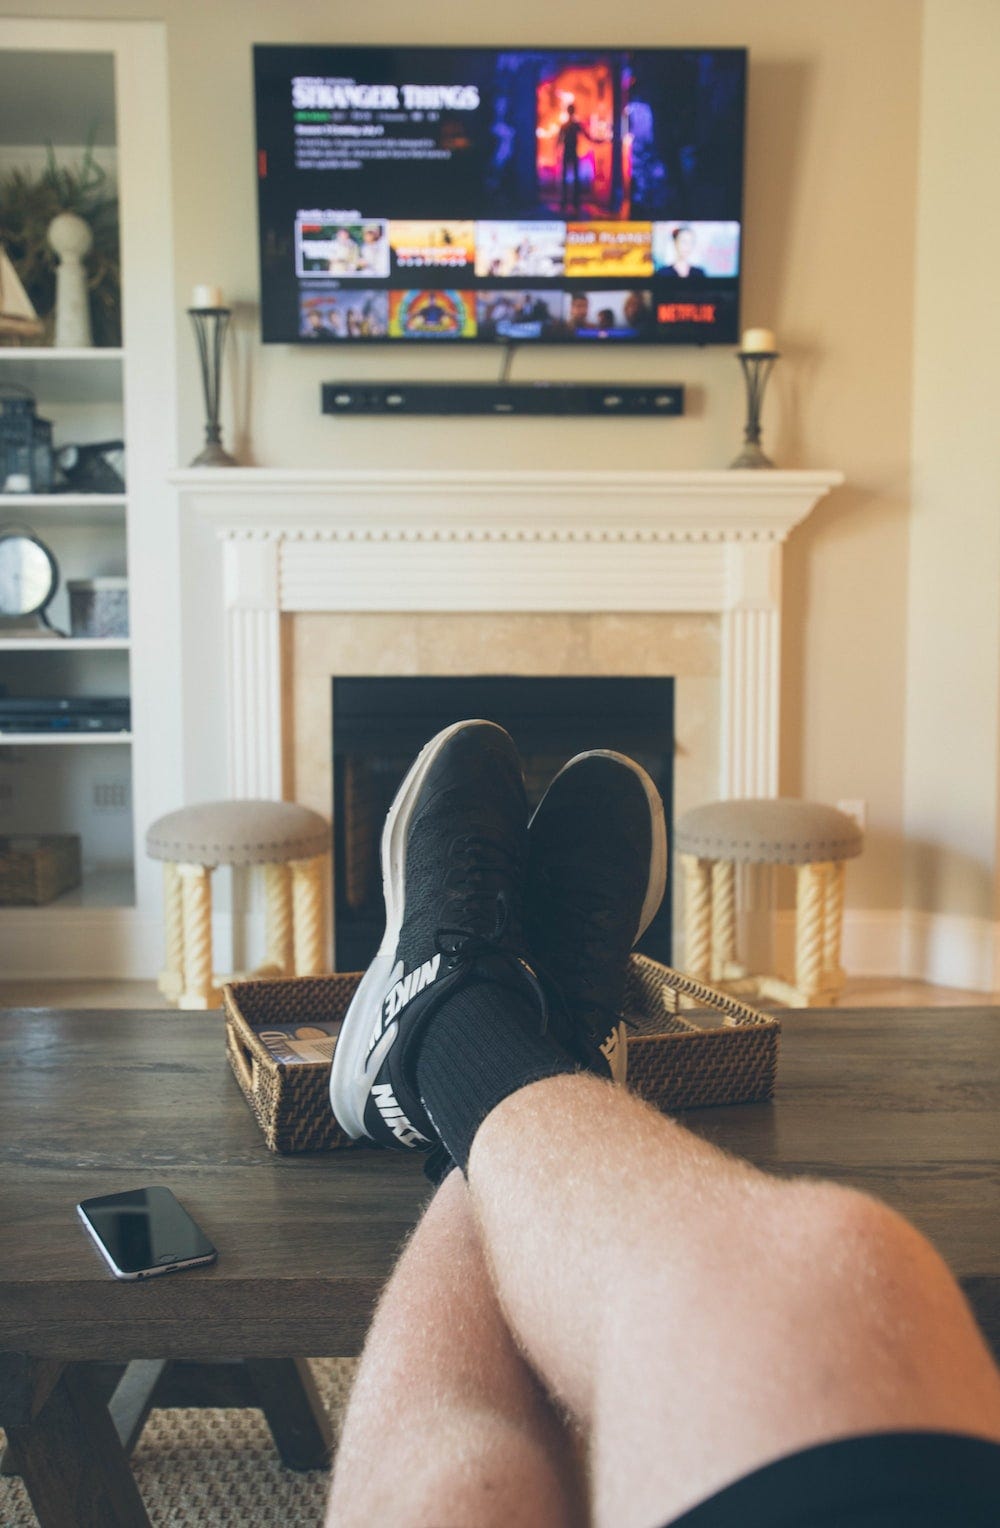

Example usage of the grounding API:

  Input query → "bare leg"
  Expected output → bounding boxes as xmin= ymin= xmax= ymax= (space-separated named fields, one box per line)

xmin=327 ymin=1168 xmax=584 ymax=1528
xmin=468 ymin=1074 xmax=1000 ymax=1528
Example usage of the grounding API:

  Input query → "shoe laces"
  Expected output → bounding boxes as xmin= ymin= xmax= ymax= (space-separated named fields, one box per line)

xmin=434 ymin=830 xmax=522 ymax=961
xmin=531 ymin=860 xmax=633 ymax=1038
xmin=433 ymin=831 xmax=548 ymax=1029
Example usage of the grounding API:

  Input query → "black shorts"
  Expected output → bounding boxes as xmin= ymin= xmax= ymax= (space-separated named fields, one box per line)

xmin=664 ymin=1431 xmax=1000 ymax=1527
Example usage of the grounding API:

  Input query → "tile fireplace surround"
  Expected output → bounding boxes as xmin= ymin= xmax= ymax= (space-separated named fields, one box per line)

xmin=175 ymin=468 xmax=842 ymax=828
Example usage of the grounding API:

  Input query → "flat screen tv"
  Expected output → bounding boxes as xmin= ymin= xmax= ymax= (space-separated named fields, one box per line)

xmin=254 ymin=45 xmax=746 ymax=346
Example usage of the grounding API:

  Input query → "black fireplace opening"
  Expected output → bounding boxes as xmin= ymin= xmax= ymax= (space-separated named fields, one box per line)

xmin=332 ymin=676 xmax=674 ymax=973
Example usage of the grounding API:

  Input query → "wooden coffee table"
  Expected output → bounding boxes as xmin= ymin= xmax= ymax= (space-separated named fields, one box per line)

xmin=1 ymin=1006 xmax=998 ymax=1526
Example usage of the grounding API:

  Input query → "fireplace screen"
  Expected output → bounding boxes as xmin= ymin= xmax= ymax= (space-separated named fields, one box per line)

xmin=332 ymin=676 xmax=674 ymax=972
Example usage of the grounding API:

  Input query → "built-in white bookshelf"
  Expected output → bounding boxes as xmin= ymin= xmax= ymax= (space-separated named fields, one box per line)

xmin=0 ymin=17 xmax=180 ymax=977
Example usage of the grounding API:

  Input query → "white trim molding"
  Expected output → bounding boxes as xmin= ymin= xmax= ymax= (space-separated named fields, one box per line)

xmin=173 ymin=467 xmax=842 ymax=802
xmin=775 ymin=907 xmax=1000 ymax=993
xmin=899 ymin=909 xmax=1000 ymax=993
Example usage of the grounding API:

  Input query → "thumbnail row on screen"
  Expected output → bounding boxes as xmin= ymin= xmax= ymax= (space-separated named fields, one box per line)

xmin=295 ymin=214 xmax=740 ymax=282
xmin=299 ymin=286 xmax=726 ymax=340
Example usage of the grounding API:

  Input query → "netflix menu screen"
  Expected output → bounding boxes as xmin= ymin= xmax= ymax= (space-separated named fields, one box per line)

xmin=254 ymin=45 xmax=746 ymax=345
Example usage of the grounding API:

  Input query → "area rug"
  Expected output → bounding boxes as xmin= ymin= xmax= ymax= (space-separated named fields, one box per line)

xmin=0 ymin=1357 xmax=357 ymax=1526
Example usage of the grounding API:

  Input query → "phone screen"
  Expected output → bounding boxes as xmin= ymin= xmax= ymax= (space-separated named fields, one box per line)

xmin=78 ymin=1186 xmax=216 ymax=1276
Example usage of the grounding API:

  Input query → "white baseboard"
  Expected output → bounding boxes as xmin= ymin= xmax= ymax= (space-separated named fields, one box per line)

xmin=897 ymin=909 xmax=1000 ymax=992
xmin=772 ymin=908 xmax=1000 ymax=993
xmin=6 ymin=898 xmax=997 ymax=992
xmin=0 ymin=905 xmax=334 ymax=981
xmin=0 ymin=909 xmax=164 ymax=980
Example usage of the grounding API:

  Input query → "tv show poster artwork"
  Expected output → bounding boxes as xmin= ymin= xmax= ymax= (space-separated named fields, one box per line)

xmin=564 ymin=222 xmax=654 ymax=279
xmin=534 ymin=61 xmax=617 ymax=215
xmin=652 ymin=222 xmax=741 ymax=279
xmin=295 ymin=214 xmax=390 ymax=279
xmin=476 ymin=291 xmax=564 ymax=341
xmin=562 ymin=289 xmax=655 ymax=337
xmin=388 ymin=290 xmax=477 ymax=338
xmin=389 ymin=221 xmax=476 ymax=270
xmin=299 ymin=288 xmax=389 ymax=338
xmin=474 ymin=222 xmax=566 ymax=279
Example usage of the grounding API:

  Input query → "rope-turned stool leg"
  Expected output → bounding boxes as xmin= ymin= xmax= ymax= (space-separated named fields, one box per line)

xmin=291 ymin=854 xmax=326 ymax=976
xmin=794 ymin=860 xmax=832 ymax=1004
xmin=158 ymin=861 xmax=184 ymax=1002
xmin=681 ymin=853 xmax=712 ymax=982
xmin=822 ymin=860 xmax=846 ymax=1000
xmin=263 ymin=862 xmax=294 ymax=977
xmin=710 ymin=859 xmax=737 ymax=982
xmin=178 ymin=862 xmax=216 ymax=1010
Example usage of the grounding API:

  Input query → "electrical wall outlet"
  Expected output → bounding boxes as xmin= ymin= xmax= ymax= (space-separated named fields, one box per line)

xmin=837 ymin=799 xmax=867 ymax=832
xmin=93 ymin=779 xmax=130 ymax=813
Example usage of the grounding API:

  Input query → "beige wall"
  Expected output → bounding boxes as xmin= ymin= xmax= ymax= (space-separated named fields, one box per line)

xmin=905 ymin=0 xmax=1000 ymax=924
xmin=4 ymin=0 xmax=926 ymax=912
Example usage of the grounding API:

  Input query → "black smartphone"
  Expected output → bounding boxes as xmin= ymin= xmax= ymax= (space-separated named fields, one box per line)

xmin=77 ymin=1186 xmax=218 ymax=1281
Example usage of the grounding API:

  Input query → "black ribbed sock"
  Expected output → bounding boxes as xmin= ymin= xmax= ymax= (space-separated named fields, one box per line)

xmin=415 ymin=981 xmax=575 ymax=1171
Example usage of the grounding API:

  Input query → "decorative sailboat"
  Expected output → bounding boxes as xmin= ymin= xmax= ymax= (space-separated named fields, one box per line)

xmin=0 ymin=243 xmax=43 ymax=341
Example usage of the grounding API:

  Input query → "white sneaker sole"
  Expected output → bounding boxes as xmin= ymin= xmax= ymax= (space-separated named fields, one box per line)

xmin=529 ymin=749 xmax=668 ymax=1083
xmin=329 ymin=719 xmax=513 ymax=1139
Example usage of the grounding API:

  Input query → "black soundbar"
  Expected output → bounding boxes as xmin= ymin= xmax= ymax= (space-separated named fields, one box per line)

xmin=321 ymin=382 xmax=684 ymax=417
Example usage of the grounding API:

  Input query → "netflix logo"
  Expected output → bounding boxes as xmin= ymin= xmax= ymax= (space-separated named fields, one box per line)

xmin=658 ymin=302 xmax=717 ymax=325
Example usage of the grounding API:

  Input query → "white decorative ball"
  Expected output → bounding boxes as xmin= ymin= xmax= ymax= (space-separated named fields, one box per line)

xmin=47 ymin=211 xmax=94 ymax=260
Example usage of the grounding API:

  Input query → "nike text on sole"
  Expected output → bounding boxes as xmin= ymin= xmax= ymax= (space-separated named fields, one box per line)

xmin=370 ymin=1083 xmax=429 ymax=1148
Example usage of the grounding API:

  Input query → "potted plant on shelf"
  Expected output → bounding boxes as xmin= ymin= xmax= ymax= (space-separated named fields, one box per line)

xmin=0 ymin=138 xmax=121 ymax=348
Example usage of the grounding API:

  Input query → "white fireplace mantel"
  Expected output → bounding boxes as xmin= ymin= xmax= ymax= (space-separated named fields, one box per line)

xmin=173 ymin=467 xmax=842 ymax=803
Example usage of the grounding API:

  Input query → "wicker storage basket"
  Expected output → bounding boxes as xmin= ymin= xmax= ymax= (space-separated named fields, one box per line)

xmin=0 ymin=834 xmax=82 ymax=905
xmin=623 ymin=953 xmax=780 ymax=1110
xmin=224 ymin=954 xmax=779 ymax=1154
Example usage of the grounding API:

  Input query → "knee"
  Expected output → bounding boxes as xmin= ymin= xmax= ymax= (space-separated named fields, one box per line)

xmin=778 ymin=1178 xmax=946 ymax=1289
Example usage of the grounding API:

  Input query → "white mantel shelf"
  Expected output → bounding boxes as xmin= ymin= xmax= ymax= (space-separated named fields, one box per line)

xmin=172 ymin=467 xmax=841 ymax=543
xmin=172 ymin=466 xmax=843 ymax=802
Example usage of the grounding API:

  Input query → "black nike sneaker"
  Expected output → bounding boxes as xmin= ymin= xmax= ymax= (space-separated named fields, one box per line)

xmin=329 ymin=719 xmax=548 ymax=1150
xmin=525 ymin=750 xmax=667 ymax=1085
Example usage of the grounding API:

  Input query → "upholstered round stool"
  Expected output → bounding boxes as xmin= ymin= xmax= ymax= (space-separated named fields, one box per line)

xmin=675 ymin=799 xmax=863 ymax=1008
xmin=146 ymin=800 xmax=330 ymax=1010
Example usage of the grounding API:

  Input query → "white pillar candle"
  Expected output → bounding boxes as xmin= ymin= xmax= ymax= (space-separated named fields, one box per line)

xmin=191 ymin=284 xmax=225 ymax=309
xmin=740 ymin=327 xmax=777 ymax=353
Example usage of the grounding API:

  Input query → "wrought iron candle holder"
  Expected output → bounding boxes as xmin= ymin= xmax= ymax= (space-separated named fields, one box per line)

xmin=730 ymin=341 xmax=780 ymax=469
xmin=188 ymin=305 xmax=237 ymax=467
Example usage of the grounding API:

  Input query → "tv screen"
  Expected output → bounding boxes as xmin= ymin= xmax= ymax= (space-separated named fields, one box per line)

xmin=254 ymin=45 xmax=746 ymax=346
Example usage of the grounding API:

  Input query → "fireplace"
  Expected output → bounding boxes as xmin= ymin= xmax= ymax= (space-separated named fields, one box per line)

xmin=177 ymin=465 xmax=842 ymax=970
xmin=332 ymin=675 xmax=674 ymax=972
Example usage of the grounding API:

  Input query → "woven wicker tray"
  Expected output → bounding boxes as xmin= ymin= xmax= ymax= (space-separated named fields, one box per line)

xmin=223 ymin=954 xmax=780 ymax=1154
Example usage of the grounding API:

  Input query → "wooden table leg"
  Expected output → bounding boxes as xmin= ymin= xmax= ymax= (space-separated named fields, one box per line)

xmin=5 ymin=1363 xmax=151 ymax=1527
xmin=244 ymin=1356 xmax=334 ymax=1471
xmin=107 ymin=1360 xmax=169 ymax=1457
